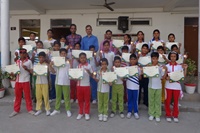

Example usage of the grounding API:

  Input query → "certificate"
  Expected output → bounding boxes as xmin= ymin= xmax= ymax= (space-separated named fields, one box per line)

xmin=5 ymin=64 xmax=20 ymax=74
xmin=158 ymin=54 xmax=167 ymax=63
xmin=83 ymin=51 xmax=93 ymax=59
xmin=26 ymin=41 xmax=36 ymax=47
xmin=33 ymin=65 xmax=48 ymax=76
xmin=143 ymin=66 xmax=159 ymax=78
xmin=37 ymin=49 xmax=50 ymax=54
xmin=168 ymin=70 xmax=184 ymax=82
xmin=138 ymin=56 xmax=151 ymax=66
xmin=52 ymin=57 xmax=66 ymax=67
xmin=68 ymin=68 xmax=83 ymax=80
xmin=102 ymin=72 xmax=117 ymax=83
xmin=51 ymin=51 xmax=60 ymax=57
xmin=166 ymin=42 xmax=178 ymax=51
xmin=112 ymin=39 xmax=124 ymax=48
xmin=176 ymin=55 xmax=183 ymax=64
xmin=122 ymin=53 xmax=131 ymax=63
xmin=136 ymin=42 xmax=146 ymax=52
xmin=114 ymin=67 xmax=129 ymax=78
xmin=72 ymin=50 xmax=93 ymax=59
xmin=43 ymin=42 xmax=52 ymax=49
xmin=152 ymin=41 xmax=163 ymax=50
xmin=127 ymin=66 xmax=139 ymax=77
xmin=23 ymin=45 xmax=33 ymax=53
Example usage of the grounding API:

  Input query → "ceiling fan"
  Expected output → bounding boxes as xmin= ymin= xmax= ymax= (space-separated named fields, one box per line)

xmin=90 ymin=0 xmax=116 ymax=11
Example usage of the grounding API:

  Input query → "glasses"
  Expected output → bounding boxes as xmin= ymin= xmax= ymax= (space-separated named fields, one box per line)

xmin=20 ymin=52 xmax=26 ymax=54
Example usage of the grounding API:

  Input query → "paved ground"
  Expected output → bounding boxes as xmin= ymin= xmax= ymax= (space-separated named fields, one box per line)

xmin=0 ymin=96 xmax=200 ymax=133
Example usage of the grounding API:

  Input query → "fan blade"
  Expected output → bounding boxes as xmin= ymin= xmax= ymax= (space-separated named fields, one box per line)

xmin=90 ymin=4 xmax=104 ymax=6
xmin=106 ymin=2 xmax=115 ymax=5
xmin=104 ymin=5 xmax=114 ymax=11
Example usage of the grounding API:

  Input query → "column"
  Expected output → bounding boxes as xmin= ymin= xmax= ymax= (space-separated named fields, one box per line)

xmin=198 ymin=0 xmax=200 ymax=93
xmin=1 ymin=0 xmax=10 ymax=67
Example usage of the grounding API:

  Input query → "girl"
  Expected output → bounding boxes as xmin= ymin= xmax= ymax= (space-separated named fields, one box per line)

xmin=133 ymin=31 xmax=145 ymax=54
xmin=168 ymin=33 xmax=181 ymax=54
xmin=93 ymin=58 xmax=111 ymax=122
xmin=149 ymin=29 xmax=164 ymax=52
xmin=165 ymin=51 xmax=187 ymax=123
xmin=123 ymin=34 xmax=132 ymax=53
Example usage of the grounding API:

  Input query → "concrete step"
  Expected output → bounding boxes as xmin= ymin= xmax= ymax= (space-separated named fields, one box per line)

xmin=182 ymin=92 xmax=200 ymax=102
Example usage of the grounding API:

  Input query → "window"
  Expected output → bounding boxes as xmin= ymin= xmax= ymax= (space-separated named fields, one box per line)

xmin=50 ymin=19 xmax=72 ymax=28
xmin=130 ymin=18 xmax=152 ymax=26
xmin=97 ymin=18 xmax=117 ymax=26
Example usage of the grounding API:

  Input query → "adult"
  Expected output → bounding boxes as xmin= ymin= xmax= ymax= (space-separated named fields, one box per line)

xmin=66 ymin=24 xmax=82 ymax=48
xmin=81 ymin=25 xmax=99 ymax=52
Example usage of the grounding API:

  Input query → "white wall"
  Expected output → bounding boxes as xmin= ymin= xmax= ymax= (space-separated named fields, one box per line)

xmin=9 ymin=11 xmax=198 ymax=63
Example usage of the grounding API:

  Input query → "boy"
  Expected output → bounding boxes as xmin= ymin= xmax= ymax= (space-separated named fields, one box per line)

xmin=89 ymin=45 xmax=99 ymax=104
xmin=43 ymin=29 xmax=56 ymax=48
xmin=14 ymin=37 xmax=26 ymax=62
xmin=148 ymin=52 xmax=166 ymax=122
xmin=29 ymin=32 xmax=36 ymax=41
xmin=49 ymin=48 xmax=72 ymax=117
xmin=34 ymin=52 xmax=51 ymax=116
xmin=9 ymin=48 xmax=35 ymax=117
xmin=76 ymin=53 xmax=93 ymax=120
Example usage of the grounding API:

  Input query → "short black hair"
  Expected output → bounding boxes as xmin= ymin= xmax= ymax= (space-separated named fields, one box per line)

xmin=74 ymin=43 xmax=81 ymax=48
xmin=59 ymin=48 xmax=67 ymax=54
xmin=114 ymin=56 xmax=121 ymax=62
xmin=105 ymin=30 xmax=112 ymax=34
xmin=89 ymin=45 xmax=95 ymax=50
xmin=79 ymin=52 xmax=87 ymax=58
xmin=168 ymin=51 xmax=179 ymax=61
xmin=47 ymin=29 xmax=53 ymax=34
xmin=168 ymin=33 xmax=175 ymax=39
xmin=151 ymin=52 xmax=159 ymax=58
xmin=171 ymin=44 xmax=178 ymax=50
xmin=36 ymin=41 xmax=43 ymax=45
xmin=38 ymin=51 xmax=46 ymax=57
xmin=157 ymin=46 xmax=164 ymax=51
xmin=130 ymin=53 xmax=137 ymax=59
xmin=70 ymin=24 xmax=77 ymax=29
xmin=103 ymin=40 xmax=110 ymax=46
xmin=60 ymin=36 xmax=66 ymax=39
xmin=53 ymin=41 xmax=61 ymax=47
xmin=99 ymin=58 xmax=109 ymax=66
xmin=121 ymin=46 xmax=129 ymax=51
xmin=18 ymin=37 xmax=26 ymax=43
xmin=153 ymin=29 xmax=160 ymax=34
xmin=30 ymin=32 xmax=36 ymax=36
xmin=85 ymin=25 xmax=92 ymax=29
xmin=142 ymin=44 xmax=149 ymax=49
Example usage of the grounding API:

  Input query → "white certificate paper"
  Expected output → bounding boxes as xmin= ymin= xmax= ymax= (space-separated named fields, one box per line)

xmin=143 ymin=66 xmax=159 ymax=78
xmin=37 ymin=49 xmax=50 ymax=54
xmin=5 ymin=64 xmax=20 ymax=74
xmin=158 ymin=54 xmax=167 ymax=63
xmin=152 ymin=41 xmax=163 ymax=50
xmin=26 ymin=41 xmax=36 ymax=47
xmin=176 ymin=55 xmax=183 ymax=64
xmin=168 ymin=70 xmax=184 ymax=82
xmin=51 ymin=51 xmax=60 ymax=57
xmin=114 ymin=67 xmax=129 ymax=78
xmin=127 ymin=66 xmax=139 ymax=77
xmin=166 ymin=42 xmax=178 ymax=50
xmin=33 ymin=65 xmax=48 ymax=76
xmin=122 ymin=53 xmax=131 ymax=63
xmin=138 ymin=56 xmax=151 ymax=66
xmin=52 ymin=57 xmax=66 ymax=67
xmin=72 ymin=50 xmax=93 ymax=59
xmin=68 ymin=68 xmax=83 ymax=80
xmin=43 ymin=42 xmax=52 ymax=49
xmin=23 ymin=45 xmax=33 ymax=53
xmin=102 ymin=72 xmax=117 ymax=83
xmin=112 ymin=40 xmax=124 ymax=48
xmin=136 ymin=42 xmax=147 ymax=52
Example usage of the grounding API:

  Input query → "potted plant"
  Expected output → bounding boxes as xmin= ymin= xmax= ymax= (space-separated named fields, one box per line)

xmin=184 ymin=58 xmax=197 ymax=94
xmin=0 ymin=67 xmax=6 ymax=98
xmin=4 ymin=72 xmax=16 ymax=88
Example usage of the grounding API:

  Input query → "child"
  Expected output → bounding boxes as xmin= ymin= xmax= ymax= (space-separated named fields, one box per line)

xmin=149 ymin=29 xmax=164 ymax=52
xmin=34 ymin=52 xmax=51 ymax=116
xmin=126 ymin=53 xmax=141 ymax=119
xmin=49 ymin=48 xmax=72 ymax=117
xmin=123 ymin=34 xmax=132 ymax=53
xmin=165 ymin=51 xmax=187 ymax=123
xmin=14 ymin=37 xmax=26 ymax=62
xmin=43 ymin=29 xmax=56 ymax=48
xmin=9 ymin=48 xmax=35 ymax=117
xmin=49 ymin=41 xmax=61 ymax=103
xmin=148 ymin=52 xmax=167 ymax=122
xmin=29 ymin=32 xmax=36 ymax=41
xmin=171 ymin=44 xmax=185 ymax=64
xmin=133 ymin=31 xmax=145 ymax=54
xmin=168 ymin=33 xmax=181 ymax=54
xmin=76 ymin=53 xmax=93 ymax=120
xmin=110 ymin=56 xmax=125 ymax=118
xmin=89 ymin=45 xmax=99 ymax=104
xmin=60 ymin=36 xmax=67 ymax=48
xmin=138 ymin=44 xmax=150 ymax=107
xmin=93 ymin=58 xmax=111 ymax=122
xmin=100 ymin=40 xmax=115 ymax=70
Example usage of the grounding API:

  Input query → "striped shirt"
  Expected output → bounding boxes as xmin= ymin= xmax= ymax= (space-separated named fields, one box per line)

xmin=126 ymin=66 xmax=140 ymax=90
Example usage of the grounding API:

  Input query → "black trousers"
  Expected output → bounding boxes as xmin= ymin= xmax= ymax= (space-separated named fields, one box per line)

xmin=139 ymin=77 xmax=149 ymax=107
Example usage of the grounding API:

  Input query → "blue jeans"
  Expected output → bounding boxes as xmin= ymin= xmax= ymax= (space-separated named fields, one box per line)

xmin=50 ymin=74 xmax=56 ymax=99
xmin=90 ymin=77 xmax=97 ymax=100
xmin=127 ymin=89 xmax=139 ymax=113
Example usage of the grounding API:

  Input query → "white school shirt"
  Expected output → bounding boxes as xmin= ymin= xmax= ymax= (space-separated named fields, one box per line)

xmin=97 ymin=69 xmax=110 ymax=93
xmin=114 ymin=68 xmax=123 ymax=84
xmin=35 ymin=62 xmax=48 ymax=84
xmin=102 ymin=51 xmax=115 ymax=70
xmin=54 ymin=62 xmax=70 ymax=85
xmin=88 ymin=56 xmax=100 ymax=72
xmin=165 ymin=63 xmax=183 ymax=90
xmin=77 ymin=63 xmax=93 ymax=86
xmin=16 ymin=59 xmax=33 ymax=83
xmin=148 ymin=65 xmax=165 ymax=89
xmin=148 ymin=39 xmax=164 ymax=52
xmin=126 ymin=66 xmax=140 ymax=90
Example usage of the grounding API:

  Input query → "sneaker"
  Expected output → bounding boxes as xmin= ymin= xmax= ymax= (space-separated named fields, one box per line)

xmin=166 ymin=117 xmax=172 ymax=122
xmin=75 ymin=99 xmax=78 ymax=103
xmin=149 ymin=116 xmax=154 ymax=121
xmin=173 ymin=118 xmax=179 ymax=123
xmin=127 ymin=112 xmax=132 ymax=119
xmin=34 ymin=110 xmax=42 ymax=116
xmin=49 ymin=99 xmax=53 ymax=103
xmin=9 ymin=111 xmax=18 ymax=118
xmin=110 ymin=111 xmax=115 ymax=118
xmin=46 ymin=110 xmax=51 ymax=116
xmin=61 ymin=100 xmax=65 ymax=104
xmin=76 ymin=114 xmax=83 ymax=120
xmin=156 ymin=117 xmax=161 ymax=122
xmin=120 ymin=112 xmax=125 ymax=119
xmin=28 ymin=110 xmax=35 ymax=115
xmin=98 ymin=114 xmax=103 ymax=121
xmin=70 ymin=99 xmax=74 ymax=103
xmin=134 ymin=113 xmax=140 ymax=120
xmin=103 ymin=115 xmax=108 ymax=122
xmin=92 ymin=100 xmax=97 ymax=104
xmin=50 ymin=110 xmax=60 ymax=116
xmin=66 ymin=111 xmax=72 ymax=117
xmin=85 ymin=114 xmax=90 ymax=121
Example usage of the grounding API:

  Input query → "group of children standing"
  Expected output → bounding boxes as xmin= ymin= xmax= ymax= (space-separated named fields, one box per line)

xmin=9 ymin=28 xmax=188 ymax=123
